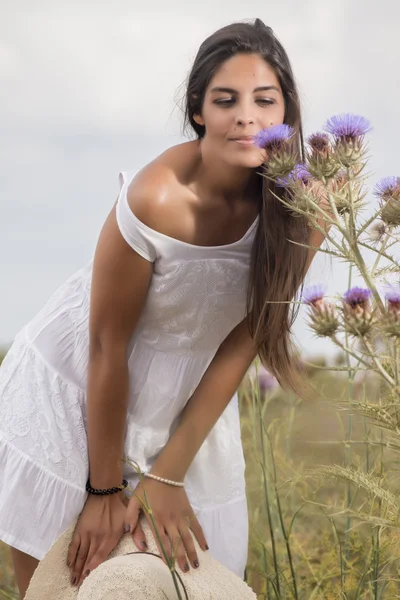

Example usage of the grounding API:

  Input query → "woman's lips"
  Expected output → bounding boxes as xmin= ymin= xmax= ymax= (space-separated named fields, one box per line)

xmin=230 ymin=138 xmax=255 ymax=146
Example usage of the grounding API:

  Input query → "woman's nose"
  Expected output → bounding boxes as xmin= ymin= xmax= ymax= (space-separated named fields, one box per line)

xmin=235 ymin=116 xmax=254 ymax=126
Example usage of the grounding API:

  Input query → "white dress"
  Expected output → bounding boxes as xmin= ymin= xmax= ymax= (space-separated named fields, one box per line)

xmin=0 ymin=171 xmax=258 ymax=578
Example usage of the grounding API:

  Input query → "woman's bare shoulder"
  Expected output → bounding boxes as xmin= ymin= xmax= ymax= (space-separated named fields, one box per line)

xmin=126 ymin=141 xmax=199 ymax=236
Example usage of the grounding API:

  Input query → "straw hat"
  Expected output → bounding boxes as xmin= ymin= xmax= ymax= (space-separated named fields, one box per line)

xmin=25 ymin=513 xmax=257 ymax=600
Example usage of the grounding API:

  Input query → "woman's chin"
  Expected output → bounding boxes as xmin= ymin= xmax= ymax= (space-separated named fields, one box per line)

xmin=228 ymin=147 xmax=266 ymax=169
xmin=232 ymin=155 xmax=265 ymax=170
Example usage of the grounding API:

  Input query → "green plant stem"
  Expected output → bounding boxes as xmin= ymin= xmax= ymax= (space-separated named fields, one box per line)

xmin=344 ymin=263 xmax=354 ymax=584
xmin=331 ymin=335 xmax=373 ymax=369
xmin=267 ymin=424 xmax=299 ymax=600
xmin=252 ymin=365 xmax=271 ymax=599
xmin=257 ymin=395 xmax=281 ymax=597
xmin=362 ymin=339 xmax=396 ymax=386
xmin=394 ymin=342 xmax=399 ymax=386
xmin=331 ymin=335 xmax=395 ymax=386
xmin=370 ymin=232 xmax=392 ymax=278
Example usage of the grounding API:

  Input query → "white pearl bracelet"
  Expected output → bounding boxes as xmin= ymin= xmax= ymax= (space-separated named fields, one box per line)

xmin=144 ymin=472 xmax=184 ymax=487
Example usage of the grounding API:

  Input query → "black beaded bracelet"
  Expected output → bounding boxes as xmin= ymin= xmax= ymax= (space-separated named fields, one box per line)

xmin=86 ymin=478 xmax=128 ymax=496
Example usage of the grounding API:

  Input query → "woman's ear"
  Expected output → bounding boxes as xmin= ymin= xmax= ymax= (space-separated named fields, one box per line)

xmin=193 ymin=113 xmax=205 ymax=126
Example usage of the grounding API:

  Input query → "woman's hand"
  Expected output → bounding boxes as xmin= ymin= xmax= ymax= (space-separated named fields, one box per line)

xmin=125 ymin=479 xmax=208 ymax=573
xmin=67 ymin=492 xmax=129 ymax=588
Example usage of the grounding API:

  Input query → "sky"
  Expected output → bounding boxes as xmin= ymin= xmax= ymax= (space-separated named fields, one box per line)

xmin=1 ymin=0 xmax=400 ymax=359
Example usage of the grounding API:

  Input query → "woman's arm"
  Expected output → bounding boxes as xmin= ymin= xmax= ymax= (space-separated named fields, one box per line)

xmin=149 ymin=317 xmax=257 ymax=482
xmin=86 ymin=201 xmax=153 ymax=489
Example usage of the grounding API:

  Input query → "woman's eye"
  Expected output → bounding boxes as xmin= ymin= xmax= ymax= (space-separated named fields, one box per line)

xmin=214 ymin=98 xmax=275 ymax=107
xmin=256 ymin=98 xmax=275 ymax=105
xmin=215 ymin=98 xmax=234 ymax=106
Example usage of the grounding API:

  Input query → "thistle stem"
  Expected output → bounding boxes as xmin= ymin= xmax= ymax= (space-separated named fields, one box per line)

xmin=371 ymin=232 xmax=392 ymax=277
xmin=267 ymin=424 xmax=299 ymax=599
xmin=362 ymin=339 xmax=396 ymax=386
xmin=257 ymin=390 xmax=281 ymax=597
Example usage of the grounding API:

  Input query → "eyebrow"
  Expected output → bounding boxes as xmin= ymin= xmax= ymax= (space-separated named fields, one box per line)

xmin=209 ymin=86 xmax=281 ymax=94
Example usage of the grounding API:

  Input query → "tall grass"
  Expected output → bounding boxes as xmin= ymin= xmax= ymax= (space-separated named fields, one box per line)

xmin=241 ymin=360 xmax=400 ymax=599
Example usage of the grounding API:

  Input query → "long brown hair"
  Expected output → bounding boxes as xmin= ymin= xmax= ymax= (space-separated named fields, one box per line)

xmin=182 ymin=19 xmax=310 ymax=394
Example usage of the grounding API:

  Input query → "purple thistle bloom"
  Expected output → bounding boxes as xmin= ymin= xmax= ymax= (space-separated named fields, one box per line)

xmin=302 ymin=283 xmax=328 ymax=305
xmin=293 ymin=163 xmax=311 ymax=184
xmin=343 ymin=287 xmax=372 ymax=307
xmin=253 ymin=124 xmax=294 ymax=149
xmin=276 ymin=163 xmax=311 ymax=187
xmin=324 ymin=114 xmax=372 ymax=139
xmin=384 ymin=285 xmax=400 ymax=305
xmin=307 ymin=132 xmax=330 ymax=153
xmin=373 ymin=176 xmax=400 ymax=199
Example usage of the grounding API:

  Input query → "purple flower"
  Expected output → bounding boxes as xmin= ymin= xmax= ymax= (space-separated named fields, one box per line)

xmin=324 ymin=114 xmax=372 ymax=139
xmin=307 ymin=132 xmax=330 ymax=154
xmin=302 ymin=283 xmax=328 ymax=306
xmin=258 ymin=365 xmax=279 ymax=393
xmin=343 ymin=287 xmax=372 ymax=308
xmin=373 ymin=176 xmax=400 ymax=200
xmin=292 ymin=163 xmax=311 ymax=184
xmin=385 ymin=285 xmax=400 ymax=305
xmin=253 ymin=124 xmax=294 ymax=149
xmin=276 ymin=163 xmax=311 ymax=187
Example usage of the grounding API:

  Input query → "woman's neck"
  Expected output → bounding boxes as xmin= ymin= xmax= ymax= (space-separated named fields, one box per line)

xmin=193 ymin=139 xmax=260 ymax=206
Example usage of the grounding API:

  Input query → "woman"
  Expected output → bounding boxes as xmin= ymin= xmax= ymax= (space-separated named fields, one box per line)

xmin=0 ymin=18 xmax=326 ymax=598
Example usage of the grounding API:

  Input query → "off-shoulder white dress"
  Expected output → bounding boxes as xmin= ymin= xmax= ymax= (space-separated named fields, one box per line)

xmin=0 ymin=171 xmax=259 ymax=578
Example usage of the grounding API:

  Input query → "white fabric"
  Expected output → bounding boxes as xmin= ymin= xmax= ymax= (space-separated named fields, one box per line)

xmin=0 ymin=170 xmax=258 ymax=578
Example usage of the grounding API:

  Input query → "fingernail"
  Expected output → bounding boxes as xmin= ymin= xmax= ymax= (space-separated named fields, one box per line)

xmin=141 ymin=541 xmax=148 ymax=550
xmin=184 ymin=562 xmax=190 ymax=572
xmin=205 ymin=544 xmax=209 ymax=551
xmin=124 ymin=524 xmax=131 ymax=533
xmin=193 ymin=560 xmax=199 ymax=568
xmin=71 ymin=576 xmax=76 ymax=586
xmin=84 ymin=569 xmax=90 ymax=577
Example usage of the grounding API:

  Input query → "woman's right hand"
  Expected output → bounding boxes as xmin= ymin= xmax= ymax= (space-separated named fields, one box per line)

xmin=67 ymin=492 xmax=128 ymax=588
xmin=125 ymin=479 xmax=209 ymax=574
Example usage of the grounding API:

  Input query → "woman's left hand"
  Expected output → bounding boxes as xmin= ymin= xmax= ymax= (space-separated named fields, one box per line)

xmin=124 ymin=478 xmax=208 ymax=573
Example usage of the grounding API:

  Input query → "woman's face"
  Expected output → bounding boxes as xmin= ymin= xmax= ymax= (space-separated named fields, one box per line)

xmin=194 ymin=53 xmax=286 ymax=168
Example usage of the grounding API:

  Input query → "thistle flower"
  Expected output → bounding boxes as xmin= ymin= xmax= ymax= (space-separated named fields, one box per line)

xmin=368 ymin=220 xmax=388 ymax=244
xmin=374 ymin=176 xmax=400 ymax=227
xmin=302 ymin=284 xmax=328 ymax=308
xmin=276 ymin=163 xmax=311 ymax=187
xmin=276 ymin=163 xmax=323 ymax=222
xmin=342 ymin=287 xmax=375 ymax=337
xmin=328 ymin=171 xmax=364 ymax=214
xmin=324 ymin=114 xmax=372 ymax=140
xmin=308 ymin=302 xmax=339 ymax=338
xmin=254 ymin=124 xmax=297 ymax=178
xmin=385 ymin=285 xmax=400 ymax=308
xmin=307 ymin=132 xmax=339 ymax=179
xmin=308 ymin=133 xmax=330 ymax=155
xmin=373 ymin=176 xmax=400 ymax=201
xmin=343 ymin=287 xmax=372 ymax=308
xmin=323 ymin=113 xmax=371 ymax=169
xmin=381 ymin=285 xmax=400 ymax=338
xmin=254 ymin=124 xmax=294 ymax=149
xmin=303 ymin=284 xmax=338 ymax=337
